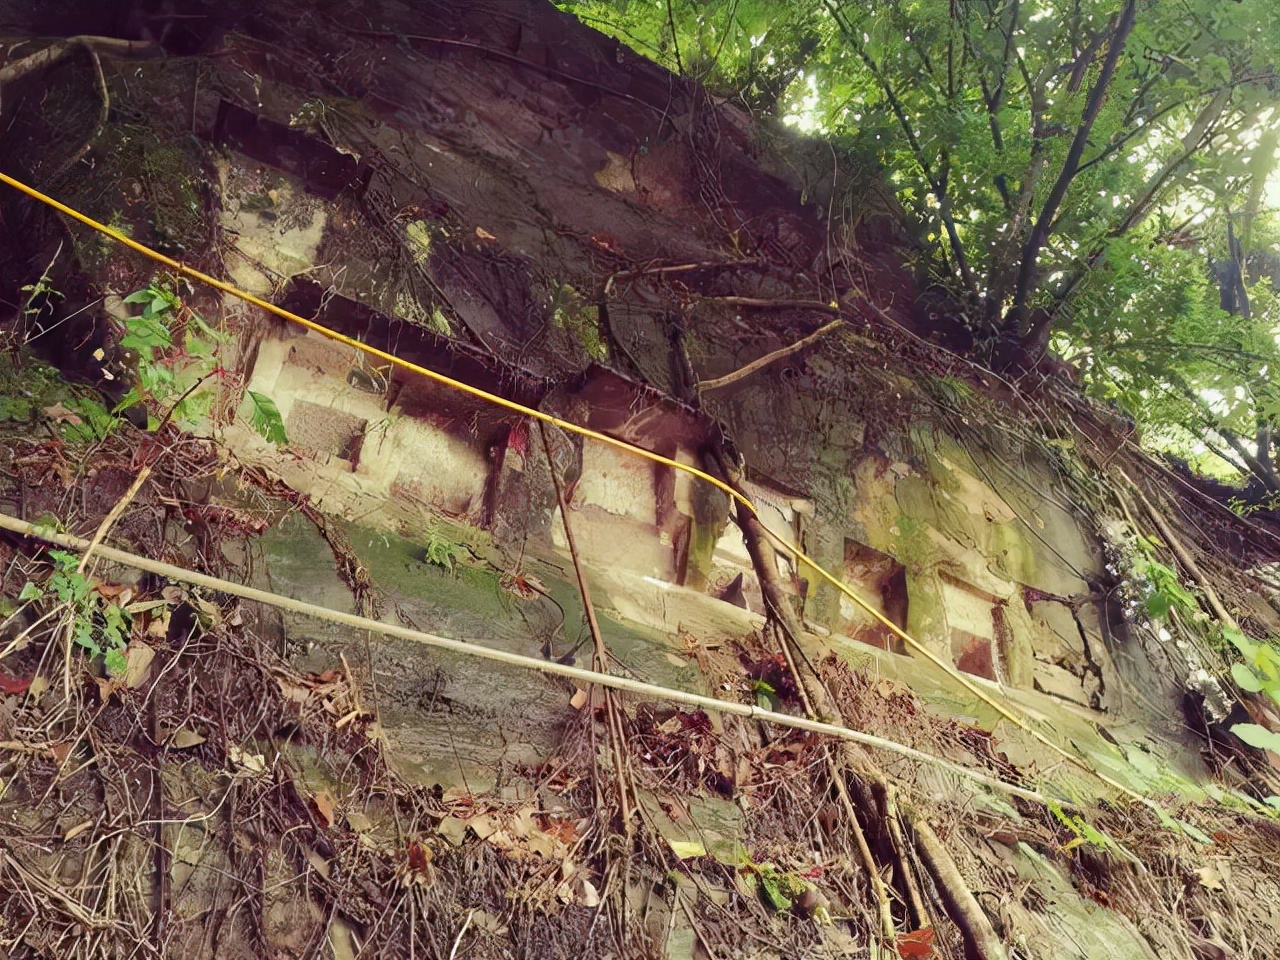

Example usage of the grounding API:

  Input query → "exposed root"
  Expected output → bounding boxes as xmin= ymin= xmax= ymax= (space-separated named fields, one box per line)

xmin=908 ymin=811 xmax=1009 ymax=960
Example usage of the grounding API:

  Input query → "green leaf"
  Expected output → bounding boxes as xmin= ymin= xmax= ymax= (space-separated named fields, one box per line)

xmin=122 ymin=289 xmax=154 ymax=304
xmin=247 ymin=391 xmax=288 ymax=445
xmin=1145 ymin=592 xmax=1171 ymax=619
xmin=1253 ymin=643 xmax=1280 ymax=682
xmin=73 ymin=618 xmax=100 ymax=656
xmin=1230 ymin=723 xmax=1280 ymax=753
xmin=102 ymin=604 xmax=130 ymax=647
xmin=668 ymin=839 xmax=706 ymax=859
xmin=104 ymin=646 xmax=129 ymax=676
xmin=186 ymin=331 xmax=215 ymax=360
xmin=1222 ymin=626 xmax=1257 ymax=659
xmin=1232 ymin=662 xmax=1264 ymax=693
xmin=48 ymin=550 xmax=80 ymax=569
xmin=121 ymin=314 xmax=173 ymax=355
xmin=18 ymin=582 xmax=43 ymax=601
xmin=112 ymin=389 xmax=145 ymax=416
xmin=1174 ymin=819 xmax=1213 ymax=846
xmin=758 ymin=871 xmax=793 ymax=911
xmin=1260 ymin=678 xmax=1280 ymax=710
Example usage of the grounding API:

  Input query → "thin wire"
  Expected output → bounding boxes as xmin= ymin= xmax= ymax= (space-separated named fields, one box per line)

xmin=0 ymin=170 xmax=1144 ymax=801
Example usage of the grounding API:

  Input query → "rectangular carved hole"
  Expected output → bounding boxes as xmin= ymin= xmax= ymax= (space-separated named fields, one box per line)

xmin=951 ymin=629 xmax=997 ymax=681
xmin=938 ymin=574 xmax=1011 ymax=681
xmin=285 ymin=400 xmax=367 ymax=468
xmin=841 ymin=539 xmax=908 ymax=654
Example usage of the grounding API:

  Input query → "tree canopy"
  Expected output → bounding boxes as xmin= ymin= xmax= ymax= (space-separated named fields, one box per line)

xmin=557 ymin=0 xmax=1280 ymax=502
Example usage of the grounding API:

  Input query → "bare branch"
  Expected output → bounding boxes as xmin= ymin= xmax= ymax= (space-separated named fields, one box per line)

xmin=0 ymin=35 xmax=161 ymax=85
xmin=825 ymin=1 xmax=978 ymax=295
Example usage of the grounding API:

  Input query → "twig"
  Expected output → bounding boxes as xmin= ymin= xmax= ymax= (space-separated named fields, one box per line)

xmin=0 ymin=602 xmax=69 ymax=662
xmin=447 ymin=909 xmax=473 ymax=960
xmin=697 ymin=318 xmax=844 ymax=393
xmin=717 ymin=475 xmax=897 ymax=943
xmin=702 ymin=295 xmax=841 ymax=314
xmin=539 ymin=422 xmax=635 ymax=838
xmin=60 ymin=463 xmax=153 ymax=696
xmin=0 ymin=849 xmax=114 ymax=929
xmin=876 ymin=781 xmax=928 ymax=930
xmin=75 ymin=466 xmax=154 ymax=577
xmin=603 ymin=257 xmax=761 ymax=294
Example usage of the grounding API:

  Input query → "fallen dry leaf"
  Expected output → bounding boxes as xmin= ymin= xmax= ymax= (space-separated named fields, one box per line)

xmin=92 ymin=581 xmax=130 ymax=601
xmin=668 ymin=839 xmax=706 ymax=859
xmin=0 ymin=671 xmax=32 ymax=696
xmin=124 ymin=642 xmax=155 ymax=688
xmin=229 ymin=744 xmax=266 ymax=773
xmin=438 ymin=816 xmax=468 ymax=847
xmin=471 ymin=910 xmax=507 ymax=936
xmin=304 ymin=846 xmax=332 ymax=879
xmin=527 ymin=831 xmax=560 ymax=859
xmin=48 ymin=741 xmax=74 ymax=763
xmin=25 ymin=675 xmax=49 ymax=702
xmin=405 ymin=840 xmax=433 ymax=883
xmin=540 ymin=816 xmax=578 ymax=844
xmin=569 ymin=688 xmax=589 ymax=710
xmin=512 ymin=807 xmax=538 ymax=838
xmin=897 ymin=927 xmax=935 ymax=958
xmin=1195 ymin=863 xmax=1227 ymax=892
xmin=169 ymin=726 xmax=206 ymax=749
xmin=475 ymin=226 xmax=497 ymax=241
xmin=313 ymin=790 xmax=335 ymax=828
xmin=62 ymin=819 xmax=94 ymax=842
xmin=41 ymin=402 xmax=82 ymax=425
xmin=277 ymin=677 xmax=311 ymax=703
xmin=146 ymin=612 xmax=171 ymax=639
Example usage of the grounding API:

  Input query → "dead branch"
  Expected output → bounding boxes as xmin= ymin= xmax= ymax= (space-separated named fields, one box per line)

xmin=876 ymin=781 xmax=929 ymax=931
xmin=0 ymin=36 xmax=162 ymax=86
xmin=697 ymin=318 xmax=844 ymax=394
xmin=711 ymin=447 xmax=897 ymax=942
xmin=702 ymin=295 xmax=841 ymax=315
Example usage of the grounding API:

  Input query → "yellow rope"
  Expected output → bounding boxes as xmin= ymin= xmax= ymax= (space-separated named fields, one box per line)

xmin=0 ymin=170 xmax=1143 ymax=801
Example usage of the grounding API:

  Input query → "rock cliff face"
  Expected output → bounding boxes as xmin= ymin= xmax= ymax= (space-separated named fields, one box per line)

xmin=3 ymin=3 xmax=1280 ymax=959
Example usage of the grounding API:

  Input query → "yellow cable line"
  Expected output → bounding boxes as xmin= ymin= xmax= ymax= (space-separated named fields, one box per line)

xmin=0 ymin=170 xmax=1143 ymax=802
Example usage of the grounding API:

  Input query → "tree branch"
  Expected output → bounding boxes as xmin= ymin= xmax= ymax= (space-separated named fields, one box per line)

xmin=826 ymin=1 xmax=978 ymax=295
xmin=1048 ymin=91 xmax=1234 ymax=313
xmin=1006 ymin=0 xmax=1137 ymax=335
xmin=697 ymin=318 xmax=843 ymax=393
